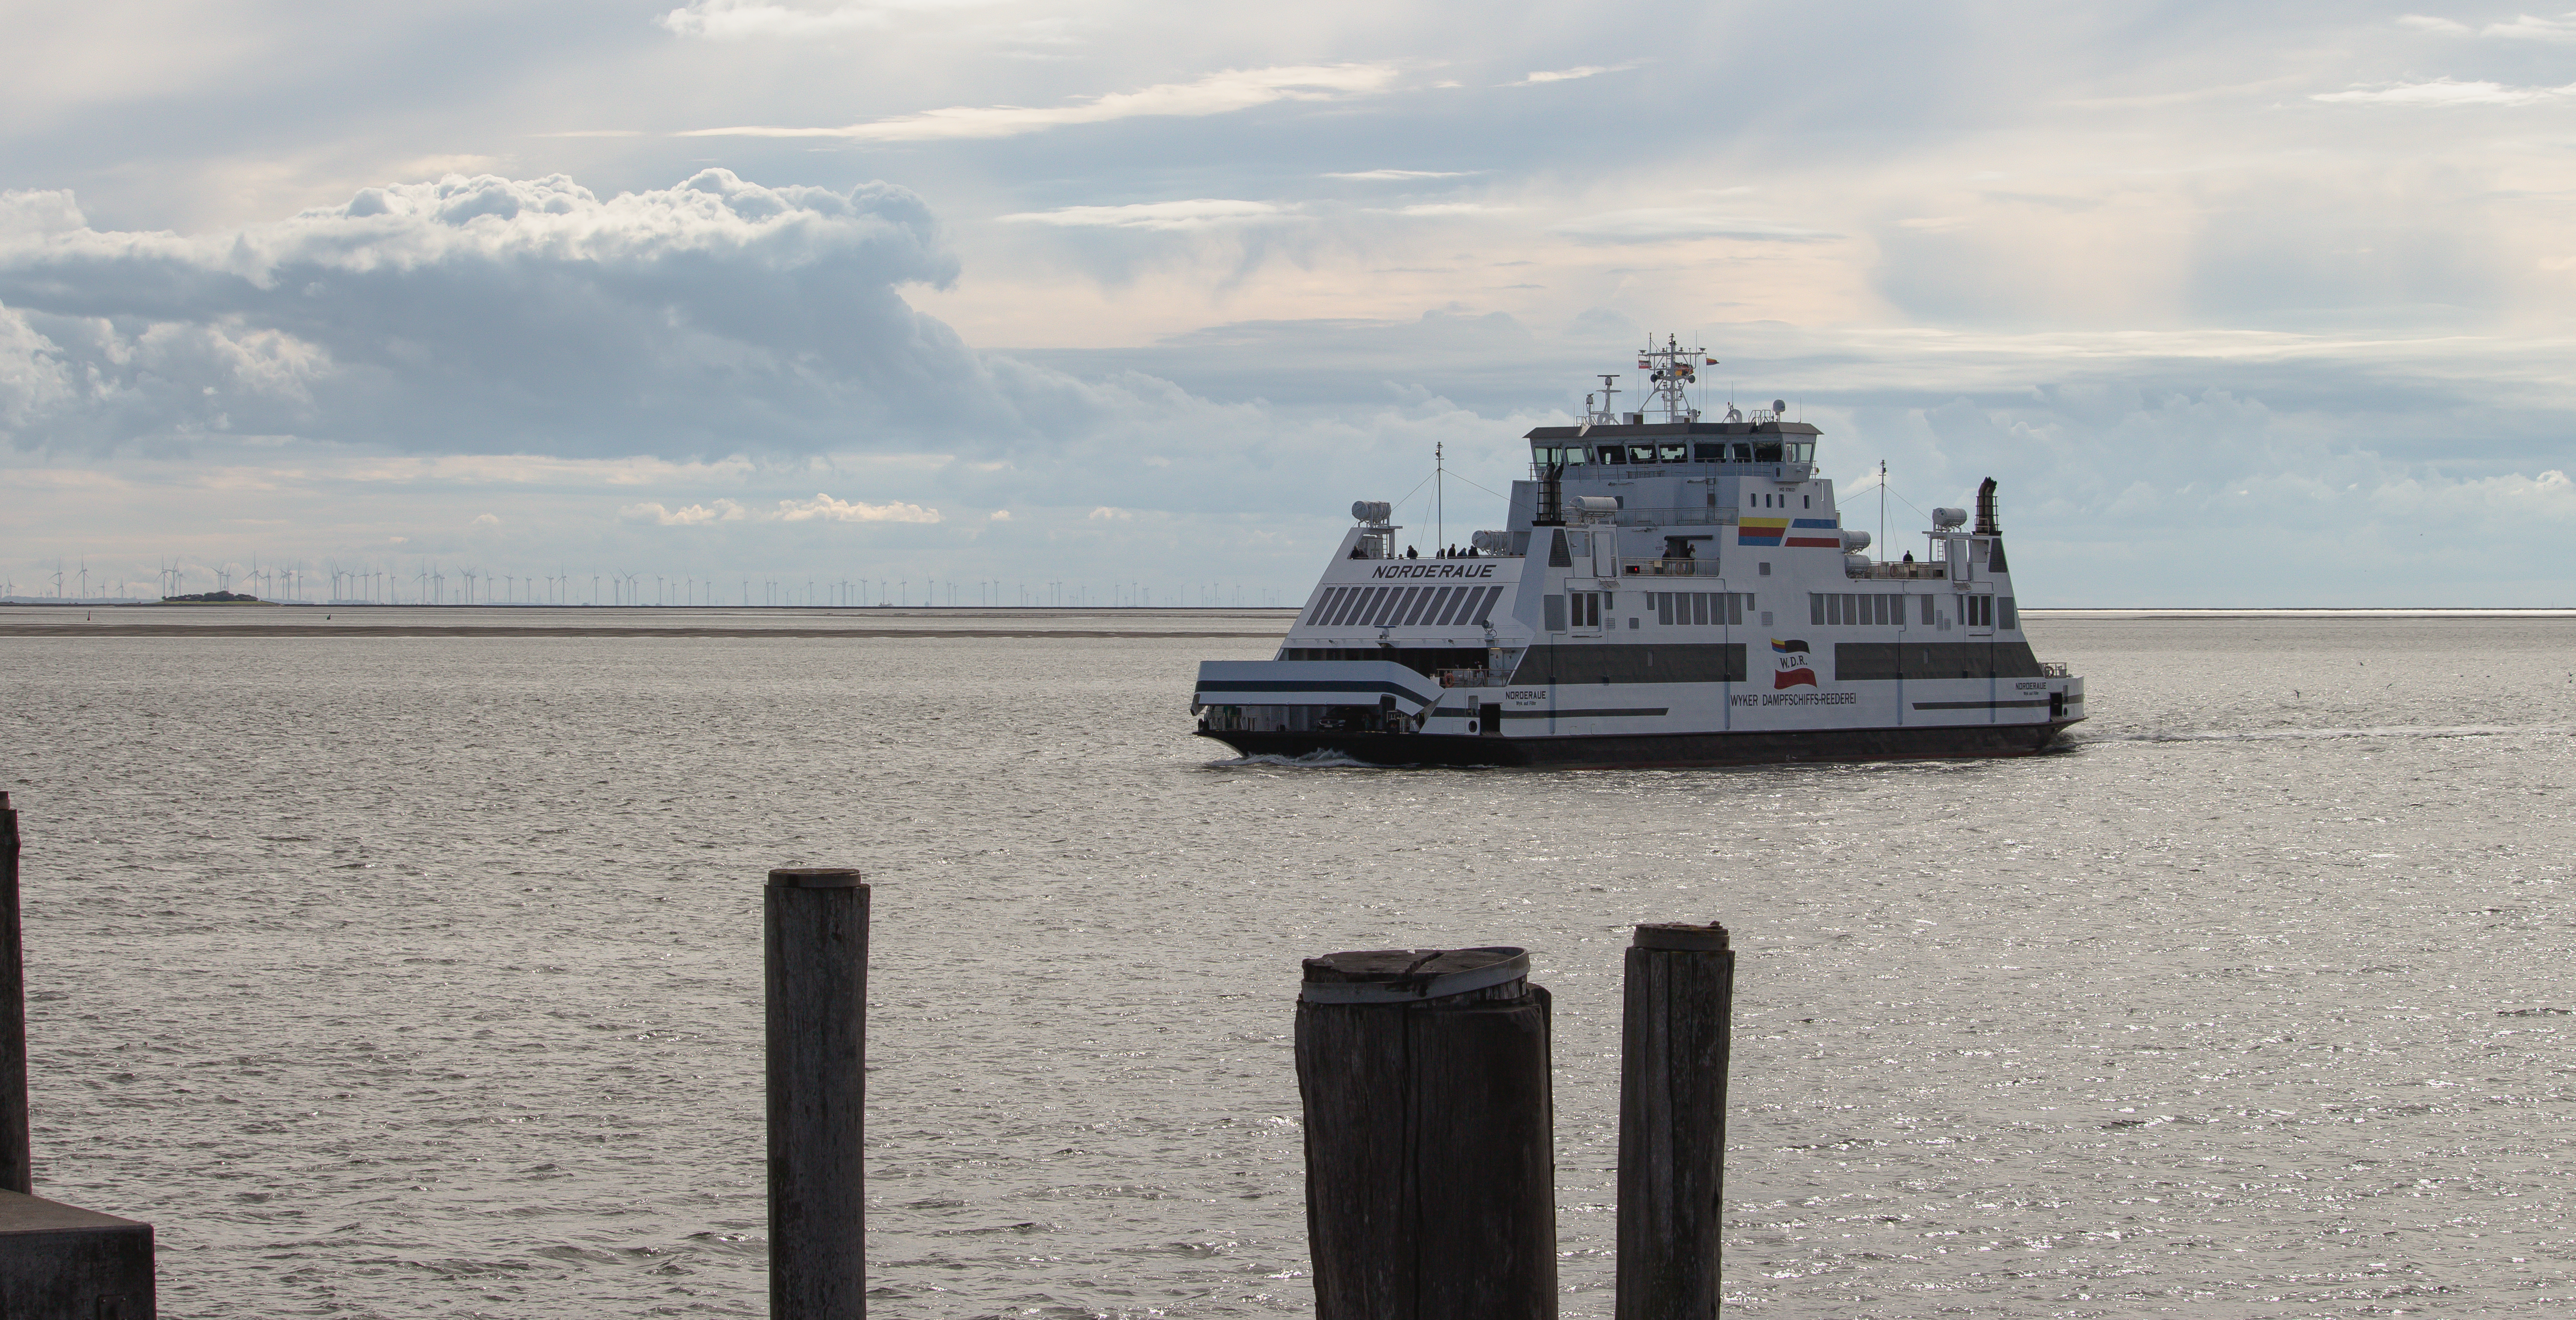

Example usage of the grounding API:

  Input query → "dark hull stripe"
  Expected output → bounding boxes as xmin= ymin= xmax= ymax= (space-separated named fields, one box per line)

xmin=1200 ymin=720 xmax=2079 ymax=769
xmin=1197 ymin=680 xmax=1428 ymax=698
xmin=1497 ymin=707 xmax=1669 ymax=719
xmin=1912 ymin=699 xmax=2051 ymax=710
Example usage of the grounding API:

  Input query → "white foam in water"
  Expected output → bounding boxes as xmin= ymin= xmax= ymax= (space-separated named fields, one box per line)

xmin=1206 ymin=749 xmax=1381 ymax=770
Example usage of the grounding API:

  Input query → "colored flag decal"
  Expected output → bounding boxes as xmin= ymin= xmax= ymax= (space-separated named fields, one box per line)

xmin=1786 ymin=516 xmax=1841 ymax=548
xmin=1738 ymin=518 xmax=1788 ymax=546
xmin=1770 ymin=637 xmax=1816 ymax=688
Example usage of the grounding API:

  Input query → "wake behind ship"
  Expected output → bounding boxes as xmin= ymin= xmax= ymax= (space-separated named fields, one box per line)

xmin=1191 ymin=337 xmax=2086 ymax=768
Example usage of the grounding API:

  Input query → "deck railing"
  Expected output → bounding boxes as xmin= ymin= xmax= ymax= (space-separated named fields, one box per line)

xmin=1848 ymin=561 xmax=1949 ymax=580
xmin=1616 ymin=559 xmax=1720 ymax=577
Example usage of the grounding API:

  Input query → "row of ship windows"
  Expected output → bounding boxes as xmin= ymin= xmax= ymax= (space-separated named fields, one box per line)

xmin=1812 ymin=591 xmax=2014 ymax=630
xmin=1536 ymin=442 xmax=1818 ymax=466
xmin=1304 ymin=582 xmax=1507 ymax=630
xmin=1653 ymin=591 xmax=1751 ymax=626
xmin=1553 ymin=591 xmax=1758 ymax=631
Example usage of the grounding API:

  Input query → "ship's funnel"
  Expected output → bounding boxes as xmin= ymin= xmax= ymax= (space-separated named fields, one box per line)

xmin=1975 ymin=477 xmax=2000 ymax=535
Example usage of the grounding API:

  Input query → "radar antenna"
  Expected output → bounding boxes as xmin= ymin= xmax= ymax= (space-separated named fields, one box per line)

xmin=1586 ymin=374 xmax=1622 ymax=425
xmin=1636 ymin=333 xmax=1715 ymax=423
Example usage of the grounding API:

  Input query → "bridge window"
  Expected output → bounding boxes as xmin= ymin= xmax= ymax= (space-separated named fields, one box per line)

xmin=1659 ymin=444 xmax=1687 ymax=462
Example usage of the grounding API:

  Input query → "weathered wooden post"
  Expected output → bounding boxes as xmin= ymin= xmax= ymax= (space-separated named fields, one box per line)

xmin=0 ymin=792 xmax=157 ymax=1318
xmin=1 ymin=791 xmax=26 ymax=1195
xmin=765 ymin=868 xmax=869 ymax=1320
xmin=1295 ymin=946 xmax=1556 ymax=1320
xmin=1614 ymin=922 xmax=1734 ymax=1320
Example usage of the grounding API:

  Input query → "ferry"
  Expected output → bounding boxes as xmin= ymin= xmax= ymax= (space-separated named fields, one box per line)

xmin=1190 ymin=336 xmax=2085 ymax=767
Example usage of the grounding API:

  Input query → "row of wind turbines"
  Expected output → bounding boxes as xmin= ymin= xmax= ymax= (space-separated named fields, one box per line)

xmin=5 ymin=558 xmax=1287 ymax=609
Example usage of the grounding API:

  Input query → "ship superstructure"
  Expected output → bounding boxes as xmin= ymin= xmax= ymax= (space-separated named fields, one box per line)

xmin=1191 ymin=336 xmax=2085 ymax=767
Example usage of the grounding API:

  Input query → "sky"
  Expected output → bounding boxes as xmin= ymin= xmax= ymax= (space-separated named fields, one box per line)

xmin=4 ymin=0 xmax=2573 ymax=606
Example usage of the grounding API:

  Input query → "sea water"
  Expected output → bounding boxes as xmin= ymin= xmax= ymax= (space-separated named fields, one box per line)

xmin=2 ymin=608 xmax=2570 ymax=1317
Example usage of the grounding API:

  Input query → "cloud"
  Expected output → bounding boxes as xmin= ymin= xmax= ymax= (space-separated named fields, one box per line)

xmin=0 ymin=170 xmax=980 ymax=459
xmin=771 ymin=492 xmax=940 ymax=522
xmin=622 ymin=499 xmax=748 ymax=525
xmin=2483 ymin=11 xmax=2576 ymax=41
xmin=679 ymin=64 xmax=1398 ymax=140
xmin=1552 ymin=208 xmax=1840 ymax=244
xmin=998 ymin=199 xmax=1286 ymax=229
xmin=622 ymin=492 xmax=938 ymax=524
xmin=2312 ymin=79 xmax=2576 ymax=105
xmin=1515 ymin=64 xmax=1635 ymax=85
xmin=2397 ymin=14 xmax=2473 ymax=34
xmin=1393 ymin=202 xmax=1509 ymax=217
xmin=1325 ymin=169 xmax=1476 ymax=181
xmin=1087 ymin=506 xmax=1133 ymax=520
xmin=657 ymin=1 xmax=983 ymax=40
xmin=988 ymin=508 xmax=1010 ymax=520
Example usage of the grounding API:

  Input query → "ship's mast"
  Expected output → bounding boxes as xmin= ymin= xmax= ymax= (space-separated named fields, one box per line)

xmin=1636 ymin=333 xmax=1715 ymax=423
xmin=1586 ymin=374 xmax=1621 ymax=425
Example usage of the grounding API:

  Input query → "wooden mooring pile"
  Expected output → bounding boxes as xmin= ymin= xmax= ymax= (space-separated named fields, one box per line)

xmin=2 ymin=809 xmax=1739 ymax=1319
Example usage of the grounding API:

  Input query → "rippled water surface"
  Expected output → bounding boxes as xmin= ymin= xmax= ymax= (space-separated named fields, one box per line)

xmin=4 ymin=607 xmax=2572 ymax=1317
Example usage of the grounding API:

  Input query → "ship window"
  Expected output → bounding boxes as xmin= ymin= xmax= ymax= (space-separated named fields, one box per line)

xmin=2000 ymin=596 xmax=2017 ymax=630
xmin=1601 ymin=445 xmax=1629 ymax=464
xmin=1545 ymin=594 xmax=1567 ymax=632
xmin=1659 ymin=444 xmax=1687 ymax=462
xmin=1754 ymin=442 xmax=1783 ymax=462
xmin=1728 ymin=592 xmax=1745 ymax=625
xmin=1789 ymin=442 xmax=1814 ymax=463
xmin=1319 ymin=588 xmax=1357 ymax=627
xmin=1693 ymin=443 xmax=1723 ymax=462
xmin=1656 ymin=592 xmax=1673 ymax=625
xmin=1563 ymin=447 xmax=1587 ymax=465
xmin=1811 ymin=593 xmax=1826 ymax=626
xmin=1693 ymin=592 xmax=1709 ymax=625
xmin=1920 ymin=595 xmax=1935 ymax=625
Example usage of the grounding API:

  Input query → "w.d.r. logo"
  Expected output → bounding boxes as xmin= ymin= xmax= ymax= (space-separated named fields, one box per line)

xmin=1770 ymin=638 xmax=1816 ymax=689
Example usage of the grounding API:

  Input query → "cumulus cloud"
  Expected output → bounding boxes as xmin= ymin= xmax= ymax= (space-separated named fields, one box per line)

xmin=680 ymin=64 xmax=1398 ymax=140
xmin=0 ymin=170 xmax=982 ymax=458
xmin=771 ymin=492 xmax=940 ymax=522
xmin=622 ymin=499 xmax=749 ymax=525
xmin=622 ymin=492 xmax=938 ymax=524
xmin=998 ymin=199 xmax=1286 ymax=229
